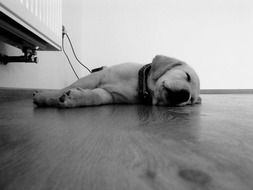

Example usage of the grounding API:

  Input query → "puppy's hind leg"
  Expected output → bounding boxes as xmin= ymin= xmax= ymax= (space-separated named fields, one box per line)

xmin=58 ymin=88 xmax=113 ymax=108
xmin=33 ymin=71 xmax=106 ymax=107
xmin=66 ymin=71 xmax=104 ymax=90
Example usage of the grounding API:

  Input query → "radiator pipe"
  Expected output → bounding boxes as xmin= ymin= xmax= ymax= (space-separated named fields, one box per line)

xmin=1 ymin=48 xmax=38 ymax=65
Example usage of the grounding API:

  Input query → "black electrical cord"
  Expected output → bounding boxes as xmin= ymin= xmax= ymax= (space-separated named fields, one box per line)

xmin=62 ymin=32 xmax=92 ymax=79
xmin=65 ymin=33 xmax=92 ymax=73
xmin=62 ymin=33 xmax=80 ymax=79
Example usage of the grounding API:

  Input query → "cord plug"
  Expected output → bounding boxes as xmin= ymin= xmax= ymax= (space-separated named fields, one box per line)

xmin=62 ymin=25 xmax=67 ymax=38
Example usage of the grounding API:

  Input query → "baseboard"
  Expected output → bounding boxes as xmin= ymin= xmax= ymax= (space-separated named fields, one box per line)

xmin=0 ymin=87 xmax=253 ymax=99
xmin=200 ymin=89 xmax=253 ymax=94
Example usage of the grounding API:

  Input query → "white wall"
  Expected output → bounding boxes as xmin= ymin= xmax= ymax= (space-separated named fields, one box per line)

xmin=0 ymin=0 xmax=252 ymax=90
xmin=0 ymin=0 xmax=89 ymax=89
xmin=81 ymin=0 xmax=253 ymax=89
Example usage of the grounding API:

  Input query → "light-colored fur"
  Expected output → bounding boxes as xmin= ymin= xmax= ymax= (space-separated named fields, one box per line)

xmin=33 ymin=55 xmax=201 ymax=108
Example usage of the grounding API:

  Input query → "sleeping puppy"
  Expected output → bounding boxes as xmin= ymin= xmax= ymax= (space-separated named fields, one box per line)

xmin=33 ymin=55 xmax=201 ymax=108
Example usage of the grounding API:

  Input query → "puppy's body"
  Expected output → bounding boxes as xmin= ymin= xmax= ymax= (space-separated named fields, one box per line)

xmin=33 ymin=55 xmax=201 ymax=108
xmin=70 ymin=63 xmax=142 ymax=104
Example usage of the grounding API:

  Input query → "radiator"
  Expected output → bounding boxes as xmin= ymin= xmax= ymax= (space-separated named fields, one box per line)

xmin=0 ymin=0 xmax=62 ymax=51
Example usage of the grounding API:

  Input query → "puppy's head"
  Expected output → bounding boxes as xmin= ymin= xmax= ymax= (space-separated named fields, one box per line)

xmin=149 ymin=55 xmax=201 ymax=106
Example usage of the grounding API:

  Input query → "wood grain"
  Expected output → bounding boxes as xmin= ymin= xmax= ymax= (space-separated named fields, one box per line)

xmin=1 ymin=89 xmax=253 ymax=190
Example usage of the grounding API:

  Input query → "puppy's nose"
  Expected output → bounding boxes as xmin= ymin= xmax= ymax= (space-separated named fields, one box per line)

xmin=165 ymin=89 xmax=190 ymax=105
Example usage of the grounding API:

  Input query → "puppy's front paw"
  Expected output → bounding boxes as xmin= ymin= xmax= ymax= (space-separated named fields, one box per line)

xmin=33 ymin=90 xmax=61 ymax=107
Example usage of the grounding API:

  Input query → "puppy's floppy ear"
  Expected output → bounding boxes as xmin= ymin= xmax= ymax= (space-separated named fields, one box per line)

xmin=150 ymin=55 xmax=185 ymax=80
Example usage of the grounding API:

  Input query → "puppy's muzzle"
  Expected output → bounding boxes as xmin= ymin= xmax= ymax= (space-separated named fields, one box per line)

xmin=165 ymin=89 xmax=190 ymax=105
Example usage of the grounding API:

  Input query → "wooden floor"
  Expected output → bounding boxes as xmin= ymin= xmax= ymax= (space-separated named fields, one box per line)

xmin=1 ymin=89 xmax=253 ymax=190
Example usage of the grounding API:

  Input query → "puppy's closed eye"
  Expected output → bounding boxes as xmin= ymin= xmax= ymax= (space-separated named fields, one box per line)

xmin=185 ymin=72 xmax=191 ymax=82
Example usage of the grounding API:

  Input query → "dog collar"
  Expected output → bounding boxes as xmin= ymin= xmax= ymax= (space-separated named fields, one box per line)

xmin=138 ymin=64 xmax=152 ymax=104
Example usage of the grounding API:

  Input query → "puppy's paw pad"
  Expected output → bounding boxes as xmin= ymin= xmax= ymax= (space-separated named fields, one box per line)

xmin=66 ymin=90 xmax=71 ymax=96
xmin=59 ymin=90 xmax=73 ymax=103
xmin=59 ymin=94 xmax=66 ymax=103
xmin=33 ymin=90 xmax=39 ymax=97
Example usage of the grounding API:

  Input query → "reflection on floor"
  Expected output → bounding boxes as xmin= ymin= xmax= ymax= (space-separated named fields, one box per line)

xmin=0 ymin=88 xmax=253 ymax=190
